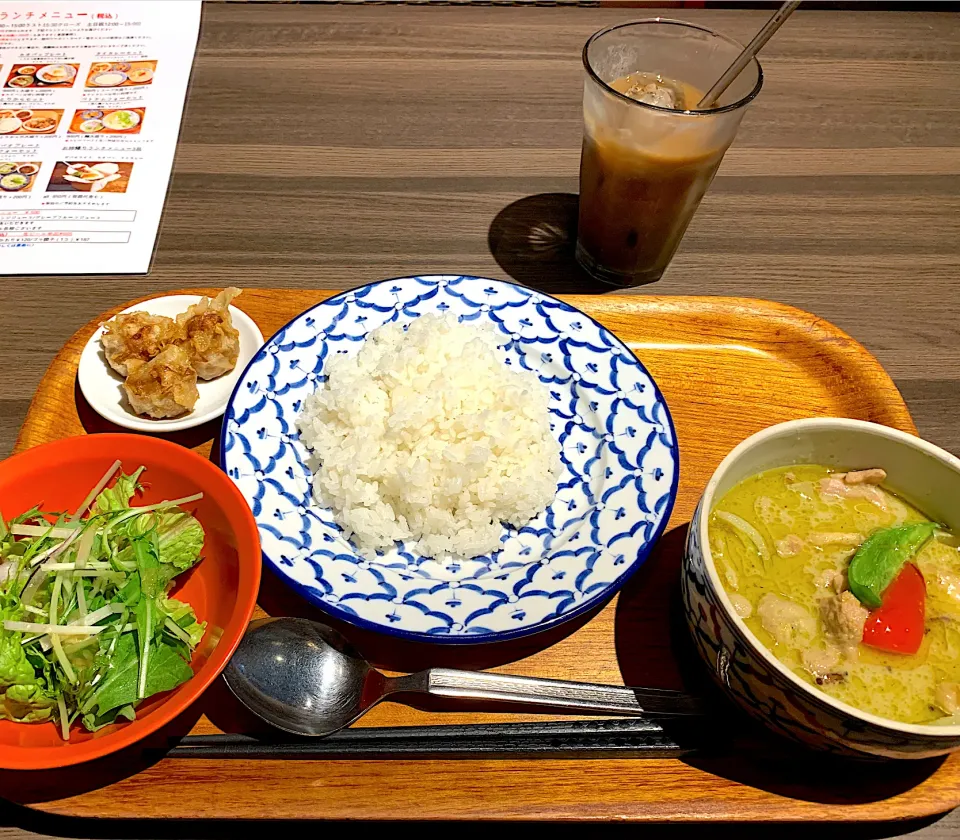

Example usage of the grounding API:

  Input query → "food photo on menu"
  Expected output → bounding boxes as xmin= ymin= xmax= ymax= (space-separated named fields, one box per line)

xmin=46 ymin=161 xmax=133 ymax=194
xmin=86 ymin=59 xmax=157 ymax=87
xmin=0 ymin=160 xmax=40 ymax=193
xmin=68 ymin=107 xmax=144 ymax=135
xmin=5 ymin=62 xmax=79 ymax=88
xmin=0 ymin=108 xmax=63 ymax=135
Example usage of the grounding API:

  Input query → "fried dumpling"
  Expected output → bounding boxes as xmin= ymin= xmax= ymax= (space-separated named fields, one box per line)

xmin=176 ymin=287 xmax=241 ymax=380
xmin=100 ymin=311 xmax=181 ymax=377
xmin=123 ymin=345 xmax=199 ymax=419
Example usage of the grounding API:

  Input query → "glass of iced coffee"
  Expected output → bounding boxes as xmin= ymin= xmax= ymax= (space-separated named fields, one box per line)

xmin=576 ymin=20 xmax=763 ymax=287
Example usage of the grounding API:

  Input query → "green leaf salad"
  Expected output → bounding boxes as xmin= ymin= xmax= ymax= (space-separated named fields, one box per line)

xmin=0 ymin=461 xmax=206 ymax=739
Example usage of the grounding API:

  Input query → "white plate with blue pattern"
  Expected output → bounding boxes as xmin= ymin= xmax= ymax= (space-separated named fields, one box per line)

xmin=221 ymin=276 xmax=678 ymax=643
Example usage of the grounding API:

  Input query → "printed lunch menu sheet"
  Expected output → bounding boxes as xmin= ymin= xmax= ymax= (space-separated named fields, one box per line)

xmin=0 ymin=1 xmax=200 ymax=274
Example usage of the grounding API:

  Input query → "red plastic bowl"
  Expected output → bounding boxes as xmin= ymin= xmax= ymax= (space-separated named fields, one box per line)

xmin=0 ymin=435 xmax=260 ymax=769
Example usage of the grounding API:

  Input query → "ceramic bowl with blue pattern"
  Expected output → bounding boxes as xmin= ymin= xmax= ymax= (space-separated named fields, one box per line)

xmin=683 ymin=418 xmax=960 ymax=758
xmin=222 ymin=275 xmax=678 ymax=643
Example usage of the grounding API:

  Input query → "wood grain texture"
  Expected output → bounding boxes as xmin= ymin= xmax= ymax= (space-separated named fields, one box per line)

xmin=3 ymin=5 xmax=960 ymax=460
xmin=2 ymin=2 xmax=960 ymax=835
xmin=9 ymin=287 xmax=958 ymax=824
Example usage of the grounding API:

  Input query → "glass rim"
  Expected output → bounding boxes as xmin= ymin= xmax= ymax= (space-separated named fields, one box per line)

xmin=582 ymin=18 xmax=764 ymax=117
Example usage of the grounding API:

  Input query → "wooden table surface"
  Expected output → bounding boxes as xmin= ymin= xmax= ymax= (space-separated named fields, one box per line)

xmin=2 ymin=2 xmax=959 ymax=837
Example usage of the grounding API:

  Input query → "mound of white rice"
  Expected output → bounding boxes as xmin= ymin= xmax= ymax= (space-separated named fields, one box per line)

xmin=297 ymin=313 xmax=563 ymax=559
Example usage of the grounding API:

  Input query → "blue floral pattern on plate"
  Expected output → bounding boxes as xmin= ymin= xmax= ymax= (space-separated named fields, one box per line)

xmin=221 ymin=276 xmax=679 ymax=643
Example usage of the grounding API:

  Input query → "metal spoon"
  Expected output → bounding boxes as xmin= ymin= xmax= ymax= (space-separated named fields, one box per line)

xmin=223 ymin=617 xmax=707 ymax=737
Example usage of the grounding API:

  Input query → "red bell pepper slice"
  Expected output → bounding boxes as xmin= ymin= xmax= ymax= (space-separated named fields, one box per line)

xmin=862 ymin=563 xmax=926 ymax=655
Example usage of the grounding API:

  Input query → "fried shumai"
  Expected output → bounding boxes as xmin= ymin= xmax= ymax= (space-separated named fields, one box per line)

xmin=176 ymin=287 xmax=242 ymax=380
xmin=99 ymin=288 xmax=244 ymax=420
xmin=100 ymin=312 xmax=181 ymax=377
xmin=124 ymin=344 xmax=200 ymax=419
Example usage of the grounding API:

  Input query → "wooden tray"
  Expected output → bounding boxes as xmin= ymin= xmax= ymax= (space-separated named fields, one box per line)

xmin=8 ymin=290 xmax=960 ymax=823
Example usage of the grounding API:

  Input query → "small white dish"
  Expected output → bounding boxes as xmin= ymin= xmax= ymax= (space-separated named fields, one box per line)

xmin=102 ymin=109 xmax=140 ymax=130
xmin=90 ymin=71 xmax=126 ymax=87
xmin=36 ymin=64 xmax=76 ymax=84
xmin=127 ymin=68 xmax=154 ymax=84
xmin=77 ymin=294 xmax=264 ymax=433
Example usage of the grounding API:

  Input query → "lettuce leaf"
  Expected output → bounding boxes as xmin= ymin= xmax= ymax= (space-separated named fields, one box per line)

xmin=4 ymin=683 xmax=55 ymax=723
xmin=0 ymin=623 xmax=54 ymax=723
xmin=156 ymin=512 xmax=204 ymax=572
xmin=80 ymin=633 xmax=192 ymax=731
xmin=114 ymin=511 xmax=204 ymax=579
xmin=160 ymin=596 xmax=206 ymax=648
xmin=0 ymin=630 xmax=37 ymax=687
xmin=92 ymin=468 xmax=144 ymax=514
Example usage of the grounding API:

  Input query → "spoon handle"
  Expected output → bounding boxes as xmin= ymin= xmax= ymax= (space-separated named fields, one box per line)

xmin=393 ymin=669 xmax=706 ymax=716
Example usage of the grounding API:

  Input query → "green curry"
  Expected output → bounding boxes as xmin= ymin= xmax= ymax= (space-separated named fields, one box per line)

xmin=710 ymin=464 xmax=960 ymax=725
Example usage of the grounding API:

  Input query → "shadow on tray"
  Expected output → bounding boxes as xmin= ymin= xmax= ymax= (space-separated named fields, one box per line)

xmin=201 ymin=559 xmax=617 ymax=737
xmin=254 ymin=558 xmax=606 ymax=673
xmin=75 ymin=378 xmax=224 ymax=454
xmin=488 ymin=193 xmax=614 ymax=296
xmin=614 ymin=523 xmax=947 ymax=806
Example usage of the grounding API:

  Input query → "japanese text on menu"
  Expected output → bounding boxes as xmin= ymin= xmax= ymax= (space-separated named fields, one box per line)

xmin=0 ymin=1 xmax=200 ymax=274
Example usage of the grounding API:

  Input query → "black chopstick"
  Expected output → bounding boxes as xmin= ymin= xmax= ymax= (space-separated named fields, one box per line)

xmin=166 ymin=717 xmax=713 ymax=760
